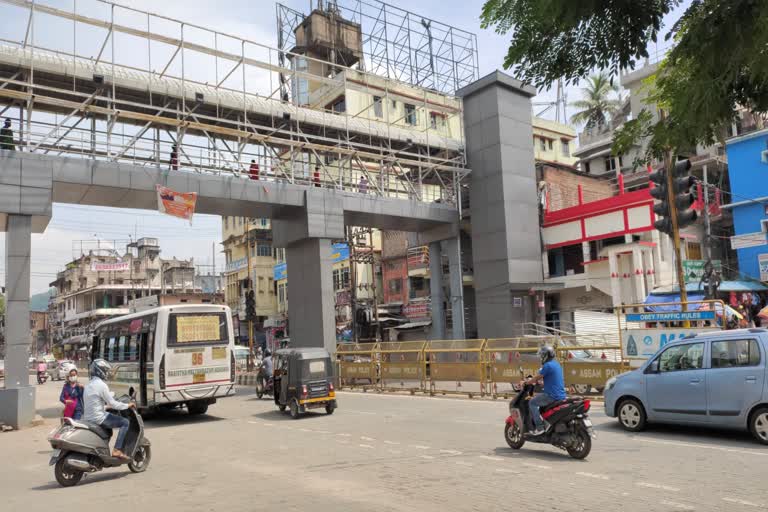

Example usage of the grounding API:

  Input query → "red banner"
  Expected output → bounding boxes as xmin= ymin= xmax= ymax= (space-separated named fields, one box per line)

xmin=156 ymin=185 xmax=197 ymax=222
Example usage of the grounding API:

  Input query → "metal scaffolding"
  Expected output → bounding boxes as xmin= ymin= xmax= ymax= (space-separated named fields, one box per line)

xmin=276 ymin=0 xmax=479 ymax=96
xmin=0 ymin=0 xmax=468 ymax=206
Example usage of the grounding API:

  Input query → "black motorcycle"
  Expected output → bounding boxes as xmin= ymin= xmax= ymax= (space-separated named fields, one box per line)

xmin=503 ymin=383 xmax=595 ymax=459
xmin=255 ymin=364 xmax=274 ymax=399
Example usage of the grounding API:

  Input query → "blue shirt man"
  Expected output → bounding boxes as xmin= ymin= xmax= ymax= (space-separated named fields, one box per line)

xmin=522 ymin=346 xmax=566 ymax=435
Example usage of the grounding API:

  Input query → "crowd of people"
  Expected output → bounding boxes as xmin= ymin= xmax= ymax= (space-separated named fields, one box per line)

xmin=728 ymin=292 xmax=765 ymax=329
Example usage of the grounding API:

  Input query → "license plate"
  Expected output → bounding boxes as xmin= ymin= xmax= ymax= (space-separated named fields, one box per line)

xmin=583 ymin=419 xmax=593 ymax=427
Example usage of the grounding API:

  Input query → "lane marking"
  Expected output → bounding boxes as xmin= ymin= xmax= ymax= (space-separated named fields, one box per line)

xmin=354 ymin=411 xmax=377 ymax=415
xmin=299 ymin=428 xmax=313 ymax=433
xmin=636 ymin=482 xmax=680 ymax=492
xmin=522 ymin=462 xmax=551 ymax=470
xmin=410 ymin=445 xmax=430 ymax=450
xmin=439 ymin=449 xmax=462 ymax=456
xmin=636 ymin=437 xmax=767 ymax=457
xmin=419 ymin=455 xmax=435 ymax=460
xmin=455 ymin=460 xmax=474 ymax=467
xmin=336 ymin=433 xmax=351 ymax=437
xmin=384 ymin=440 xmax=401 ymax=445
xmin=453 ymin=419 xmax=488 ymax=425
xmin=315 ymin=430 xmax=331 ymax=434
xmin=576 ymin=472 xmax=610 ymax=480
xmin=387 ymin=449 xmax=402 ymax=455
xmin=495 ymin=468 xmax=520 ymax=474
xmin=358 ymin=444 xmax=374 ymax=449
xmin=723 ymin=497 xmax=761 ymax=508
xmin=479 ymin=455 xmax=504 ymax=462
xmin=660 ymin=500 xmax=694 ymax=511
xmin=360 ymin=436 xmax=376 ymax=442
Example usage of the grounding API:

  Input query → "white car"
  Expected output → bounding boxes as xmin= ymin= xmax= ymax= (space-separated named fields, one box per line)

xmin=51 ymin=360 xmax=75 ymax=381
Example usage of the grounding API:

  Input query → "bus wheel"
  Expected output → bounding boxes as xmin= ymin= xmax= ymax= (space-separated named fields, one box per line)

xmin=187 ymin=401 xmax=209 ymax=415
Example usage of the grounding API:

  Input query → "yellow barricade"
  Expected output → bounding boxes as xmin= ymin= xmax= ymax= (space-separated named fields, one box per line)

xmin=379 ymin=341 xmax=426 ymax=393
xmin=485 ymin=338 xmax=550 ymax=398
xmin=556 ymin=340 xmax=627 ymax=393
xmin=337 ymin=342 xmax=379 ymax=390
xmin=425 ymin=339 xmax=486 ymax=397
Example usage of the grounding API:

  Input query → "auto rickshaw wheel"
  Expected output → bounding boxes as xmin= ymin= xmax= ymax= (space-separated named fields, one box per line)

xmin=278 ymin=404 xmax=286 ymax=412
xmin=289 ymin=399 xmax=300 ymax=419
xmin=325 ymin=403 xmax=335 ymax=415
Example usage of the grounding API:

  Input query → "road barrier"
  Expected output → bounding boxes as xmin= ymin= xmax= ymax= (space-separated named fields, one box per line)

xmin=336 ymin=335 xmax=626 ymax=398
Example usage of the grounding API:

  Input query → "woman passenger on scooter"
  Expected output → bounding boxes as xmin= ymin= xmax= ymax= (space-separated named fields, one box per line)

xmin=59 ymin=367 xmax=84 ymax=420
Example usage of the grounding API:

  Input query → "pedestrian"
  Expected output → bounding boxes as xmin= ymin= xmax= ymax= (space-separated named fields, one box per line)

xmin=59 ymin=367 xmax=84 ymax=420
xmin=170 ymin=144 xmax=179 ymax=171
xmin=358 ymin=174 xmax=368 ymax=194
xmin=313 ymin=166 xmax=321 ymax=187
xmin=249 ymin=159 xmax=260 ymax=181
xmin=0 ymin=118 xmax=14 ymax=151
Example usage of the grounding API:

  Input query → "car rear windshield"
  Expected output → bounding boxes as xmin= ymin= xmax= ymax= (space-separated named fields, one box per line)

xmin=167 ymin=312 xmax=228 ymax=346
xmin=302 ymin=358 xmax=328 ymax=380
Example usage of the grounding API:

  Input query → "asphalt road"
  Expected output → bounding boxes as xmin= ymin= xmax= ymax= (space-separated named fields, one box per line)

xmin=1 ymin=380 xmax=766 ymax=512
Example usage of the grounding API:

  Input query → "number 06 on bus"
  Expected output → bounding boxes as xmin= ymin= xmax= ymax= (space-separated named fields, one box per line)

xmin=91 ymin=305 xmax=237 ymax=416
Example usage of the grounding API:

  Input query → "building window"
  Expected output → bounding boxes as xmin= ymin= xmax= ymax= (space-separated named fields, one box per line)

xmin=404 ymin=104 xmax=417 ymax=125
xmin=332 ymin=267 xmax=351 ymax=291
xmin=584 ymin=161 xmax=591 ymax=174
xmin=539 ymin=137 xmax=547 ymax=151
xmin=391 ymin=99 xmax=397 ymax=110
xmin=257 ymin=243 xmax=272 ymax=257
xmin=331 ymin=97 xmax=346 ymax=114
xmin=561 ymin=140 xmax=570 ymax=157
xmin=548 ymin=139 xmax=554 ymax=150
xmin=430 ymin=112 xmax=446 ymax=131
xmin=373 ymin=96 xmax=383 ymax=118
xmin=605 ymin=156 xmax=618 ymax=173
xmin=388 ymin=278 xmax=402 ymax=294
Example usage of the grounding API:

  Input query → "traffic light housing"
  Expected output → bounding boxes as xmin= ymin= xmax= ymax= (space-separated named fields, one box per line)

xmin=245 ymin=290 xmax=256 ymax=321
xmin=649 ymin=159 xmax=698 ymax=235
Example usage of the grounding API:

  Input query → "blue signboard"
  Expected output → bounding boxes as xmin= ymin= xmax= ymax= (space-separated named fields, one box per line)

xmin=273 ymin=262 xmax=287 ymax=280
xmin=331 ymin=243 xmax=350 ymax=263
xmin=626 ymin=311 xmax=716 ymax=322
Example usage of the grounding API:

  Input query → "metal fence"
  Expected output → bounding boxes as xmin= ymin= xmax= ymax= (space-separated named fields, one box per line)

xmin=336 ymin=336 xmax=629 ymax=398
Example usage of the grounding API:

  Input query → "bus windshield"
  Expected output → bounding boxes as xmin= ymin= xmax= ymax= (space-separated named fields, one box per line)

xmin=167 ymin=312 xmax=228 ymax=346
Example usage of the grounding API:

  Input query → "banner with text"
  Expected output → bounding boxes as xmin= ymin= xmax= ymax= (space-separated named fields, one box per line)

xmin=90 ymin=261 xmax=129 ymax=272
xmin=622 ymin=328 xmax=716 ymax=360
xmin=156 ymin=185 xmax=197 ymax=223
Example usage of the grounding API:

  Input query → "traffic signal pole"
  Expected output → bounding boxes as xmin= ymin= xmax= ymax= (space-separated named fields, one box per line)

xmin=663 ymin=151 xmax=690 ymax=326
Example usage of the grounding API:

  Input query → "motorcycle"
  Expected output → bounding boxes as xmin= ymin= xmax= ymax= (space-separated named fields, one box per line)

xmin=37 ymin=371 xmax=49 ymax=384
xmin=504 ymin=382 xmax=595 ymax=460
xmin=255 ymin=362 xmax=274 ymax=399
xmin=47 ymin=398 xmax=151 ymax=487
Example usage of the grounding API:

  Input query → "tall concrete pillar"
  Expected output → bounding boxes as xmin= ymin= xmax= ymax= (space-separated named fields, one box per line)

xmin=429 ymin=241 xmax=445 ymax=340
xmin=284 ymin=238 xmax=336 ymax=354
xmin=445 ymin=237 xmax=465 ymax=339
xmin=608 ymin=251 xmax=621 ymax=307
xmin=0 ymin=215 xmax=35 ymax=428
xmin=457 ymin=71 xmax=546 ymax=339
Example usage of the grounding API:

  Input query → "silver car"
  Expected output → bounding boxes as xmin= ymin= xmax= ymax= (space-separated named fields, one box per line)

xmin=604 ymin=328 xmax=768 ymax=444
xmin=51 ymin=360 xmax=75 ymax=381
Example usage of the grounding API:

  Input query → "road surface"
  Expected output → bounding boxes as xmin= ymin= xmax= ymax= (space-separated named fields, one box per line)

xmin=1 ymin=380 xmax=766 ymax=511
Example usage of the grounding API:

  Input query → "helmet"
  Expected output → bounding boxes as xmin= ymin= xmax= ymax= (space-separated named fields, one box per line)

xmin=89 ymin=359 xmax=112 ymax=380
xmin=538 ymin=345 xmax=556 ymax=364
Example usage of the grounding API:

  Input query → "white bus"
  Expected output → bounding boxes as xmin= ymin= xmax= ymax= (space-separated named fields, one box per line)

xmin=91 ymin=304 xmax=236 ymax=415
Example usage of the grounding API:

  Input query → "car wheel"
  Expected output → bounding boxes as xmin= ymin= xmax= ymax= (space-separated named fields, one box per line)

xmin=618 ymin=399 xmax=647 ymax=432
xmin=750 ymin=407 xmax=768 ymax=445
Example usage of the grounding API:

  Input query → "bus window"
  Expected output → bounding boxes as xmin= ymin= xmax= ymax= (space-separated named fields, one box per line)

xmin=107 ymin=337 xmax=116 ymax=361
xmin=128 ymin=334 xmax=139 ymax=361
xmin=167 ymin=312 xmax=228 ymax=346
xmin=146 ymin=332 xmax=155 ymax=362
xmin=118 ymin=336 xmax=126 ymax=361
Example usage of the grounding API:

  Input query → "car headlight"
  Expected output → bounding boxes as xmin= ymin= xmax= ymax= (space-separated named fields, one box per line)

xmin=605 ymin=377 xmax=617 ymax=392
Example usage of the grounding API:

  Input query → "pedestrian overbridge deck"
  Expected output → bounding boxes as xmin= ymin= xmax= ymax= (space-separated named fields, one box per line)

xmin=0 ymin=151 xmax=458 ymax=233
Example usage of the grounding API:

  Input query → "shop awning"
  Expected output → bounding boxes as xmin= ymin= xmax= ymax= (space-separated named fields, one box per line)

xmin=643 ymin=292 xmax=707 ymax=312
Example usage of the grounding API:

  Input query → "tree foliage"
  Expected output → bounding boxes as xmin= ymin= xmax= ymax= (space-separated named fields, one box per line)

xmin=481 ymin=0 xmax=768 ymax=158
xmin=569 ymin=73 xmax=621 ymax=128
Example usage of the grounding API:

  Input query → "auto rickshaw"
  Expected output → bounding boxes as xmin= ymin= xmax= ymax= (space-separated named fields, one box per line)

xmin=273 ymin=347 xmax=337 ymax=419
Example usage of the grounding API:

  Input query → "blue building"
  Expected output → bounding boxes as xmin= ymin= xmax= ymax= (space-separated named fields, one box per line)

xmin=725 ymin=128 xmax=768 ymax=281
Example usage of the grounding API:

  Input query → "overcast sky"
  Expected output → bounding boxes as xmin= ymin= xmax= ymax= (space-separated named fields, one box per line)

xmin=0 ymin=0 xmax=687 ymax=294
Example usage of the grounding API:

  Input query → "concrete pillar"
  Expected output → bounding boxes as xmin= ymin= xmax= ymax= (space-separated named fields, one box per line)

xmin=0 ymin=215 xmax=36 ymax=429
xmin=608 ymin=250 xmax=621 ymax=307
xmin=632 ymin=247 xmax=645 ymax=303
xmin=429 ymin=241 xmax=446 ymax=340
xmin=457 ymin=71 xmax=543 ymax=339
xmin=284 ymin=238 xmax=336 ymax=354
xmin=445 ymin=238 xmax=465 ymax=339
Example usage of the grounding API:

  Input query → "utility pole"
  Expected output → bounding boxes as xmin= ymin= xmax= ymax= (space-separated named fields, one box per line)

xmin=243 ymin=217 xmax=254 ymax=369
xmin=663 ymin=150 xmax=689 ymax=309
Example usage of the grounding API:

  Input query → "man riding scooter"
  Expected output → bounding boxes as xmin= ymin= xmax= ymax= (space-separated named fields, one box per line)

xmin=83 ymin=359 xmax=135 ymax=459
xmin=520 ymin=346 xmax=566 ymax=436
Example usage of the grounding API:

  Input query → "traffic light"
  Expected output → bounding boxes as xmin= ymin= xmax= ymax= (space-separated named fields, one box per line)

xmin=649 ymin=159 xmax=697 ymax=234
xmin=245 ymin=290 xmax=256 ymax=321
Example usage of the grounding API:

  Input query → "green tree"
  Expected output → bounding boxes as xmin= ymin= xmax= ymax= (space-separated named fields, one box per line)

xmin=480 ymin=0 xmax=768 ymax=159
xmin=569 ymin=73 xmax=620 ymax=129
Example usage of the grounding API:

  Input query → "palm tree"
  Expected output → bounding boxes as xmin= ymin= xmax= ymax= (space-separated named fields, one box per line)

xmin=570 ymin=73 xmax=621 ymax=129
